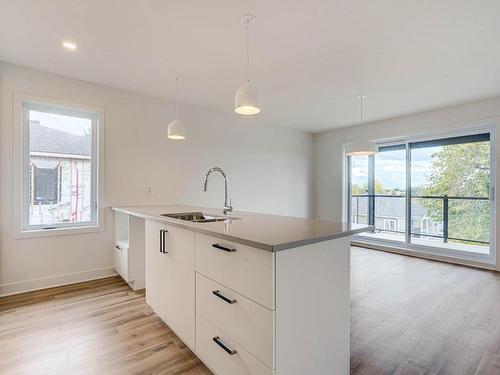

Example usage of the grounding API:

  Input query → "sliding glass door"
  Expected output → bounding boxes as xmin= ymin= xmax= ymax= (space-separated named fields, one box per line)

xmin=409 ymin=134 xmax=491 ymax=254
xmin=347 ymin=130 xmax=494 ymax=262
xmin=353 ymin=145 xmax=406 ymax=242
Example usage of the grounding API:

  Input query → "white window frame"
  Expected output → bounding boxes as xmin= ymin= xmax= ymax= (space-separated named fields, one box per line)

xmin=13 ymin=93 xmax=105 ymax=238
xmin=344 ymin=123 xmax=497 ymax=267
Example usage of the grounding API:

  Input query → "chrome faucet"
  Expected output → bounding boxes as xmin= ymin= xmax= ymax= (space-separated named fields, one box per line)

xmin=203 ymin=167 xmax=233 ymax=215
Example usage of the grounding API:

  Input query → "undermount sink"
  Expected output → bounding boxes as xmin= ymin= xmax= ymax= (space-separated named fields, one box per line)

xmin=161 ymin=212 xmax=241 ymax=223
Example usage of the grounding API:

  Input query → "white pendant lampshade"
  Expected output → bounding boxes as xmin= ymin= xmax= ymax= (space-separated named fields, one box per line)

xmin=345 ymin=140 xmax=378 ymax=156
xmin=168 ymin=76 xmax=186 ymax=140
xmin=235 ymin=81 xmax=260 ymax=115
xmin=234 ymin=14 xmax=261 ymax=116
xmin=345 ymin=94 xmax=377 ymax=156
xmin=167 ymin=118 xmax=186 ymax=140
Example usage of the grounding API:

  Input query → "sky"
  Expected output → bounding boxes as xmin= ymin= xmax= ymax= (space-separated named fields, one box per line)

xmin=30 ymin=110 xmax=92 ymax=136
xmin=352 ymin=147 xmax=440 ymax=191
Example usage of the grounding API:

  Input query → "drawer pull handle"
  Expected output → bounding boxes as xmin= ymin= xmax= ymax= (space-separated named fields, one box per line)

xmin=212 ymin=243 xmax=236 ymax=252
xmin=162 ymin=229 xmax=168 ymax=253
xmin=213 ymin=336 xmax=237 ymax=355
xmin=160 ymin=230 xmax=168 ymax=254
xmin=212 ymin=290 xmax=237 ymax=304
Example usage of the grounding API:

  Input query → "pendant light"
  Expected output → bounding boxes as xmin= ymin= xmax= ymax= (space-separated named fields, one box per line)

xmin=167 ymin=76 xmax=186 ymax=140
xmin=234 ymin=14 xmax=261 ymax=115
xmin=345 ymin=94 xmax=377 ymax=156
xmin=345 ymin=140 xmax=378 ymax=156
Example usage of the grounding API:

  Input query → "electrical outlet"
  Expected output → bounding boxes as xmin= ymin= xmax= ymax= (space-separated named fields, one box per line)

xmin=146 ymin=185 xmax=152 ymax=195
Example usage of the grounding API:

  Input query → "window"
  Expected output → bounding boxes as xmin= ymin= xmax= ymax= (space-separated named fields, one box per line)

xmin=33 ymin=166 xmax=60 ymax=204
xmin=22 ymin=102 xmax=98 ymax=231
xmin=350 ymin=145 xmax=406 ymax=242
xmin=346 ymin=129 xmax=495 ymax=263
xmin=349 ymin=155 xmax=369 ymax=225
xmin=383 ymin=219 xmax=397 ymax=231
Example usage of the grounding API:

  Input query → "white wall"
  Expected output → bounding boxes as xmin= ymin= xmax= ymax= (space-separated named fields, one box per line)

xmin=0 ymin=62 xmax=314 ymax=295
xmin=314 ymin=96 xmax=500 ymax=271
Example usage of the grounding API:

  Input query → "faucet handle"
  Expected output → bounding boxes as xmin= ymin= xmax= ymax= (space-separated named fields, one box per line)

xmin=223 ymin=199 xmax=233 ymax=215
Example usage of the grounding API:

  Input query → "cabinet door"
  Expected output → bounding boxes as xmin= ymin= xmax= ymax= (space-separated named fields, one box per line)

xmin=145 ymin=220 xmax=167 ymax=321
xmin=165 ymin=225 xmax=195 ymax=349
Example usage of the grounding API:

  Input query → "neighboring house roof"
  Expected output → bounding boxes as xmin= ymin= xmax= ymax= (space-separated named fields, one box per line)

xmin=30 ymin=121 xmax=91 ymax=157
xmin=353 ymin=195 xmax=428 ymax=219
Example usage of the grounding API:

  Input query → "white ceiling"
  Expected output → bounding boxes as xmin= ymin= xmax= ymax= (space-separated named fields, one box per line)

xmin=1 ymin=0 xmax=500 ymax=133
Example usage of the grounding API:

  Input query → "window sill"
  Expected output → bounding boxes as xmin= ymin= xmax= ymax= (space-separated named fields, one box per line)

xmin=14 ymin=224 xmax=103 ymax=239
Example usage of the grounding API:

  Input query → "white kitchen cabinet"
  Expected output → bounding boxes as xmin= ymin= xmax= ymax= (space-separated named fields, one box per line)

xmin=196 ymin=272 xmax=274 ymax=368
xmin=144 ymin=219 xmax=167 ymax=321
xmin=144 ymin=220 xmax=195 ymax=350
xmin=113 ymin=242 xmax=128 ymax=281
xmin=195 ymin=233 xmax=274 ymax=309
xmin=196 ymin=314 xmax=273 ymax=375
xmin=195 ymin=233 xmax=350 ymax=375
xmin=115 ymin=205 xmax=359 ymax=375
xmin=114 ymin=212 xmax=145 ymax=290
xmin=165 ymin=225 xmax=195 ymax=349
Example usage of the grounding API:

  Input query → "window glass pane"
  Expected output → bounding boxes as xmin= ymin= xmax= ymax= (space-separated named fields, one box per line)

xmin=34 ymin=167 xmax=59 ymax=203
xmin=410 ymin=136 xmax=490 ymax=255
xmin=350 ymin=155 xmax=369 ymax=225
xmin=26 ymin=106 xmax=95 ymax=228
xmin=372 ymin=147 xmax=406 ymax=242
xmin=355 ymin=146 xmax=406 ymax=242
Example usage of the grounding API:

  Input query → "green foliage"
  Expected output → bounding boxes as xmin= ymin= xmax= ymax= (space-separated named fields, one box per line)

xmin=374 ymin=179 xmax=386 ymax=194
xmin=351 ymin=183 xmax=368 ymax=195
xmin=420 ymin=142 xmax=490 ymax=245
xmin=352 ymin=178 xmax=403 ymax=196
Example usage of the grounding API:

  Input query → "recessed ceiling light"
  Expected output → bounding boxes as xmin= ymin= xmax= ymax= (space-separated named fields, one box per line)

xmin=62 ymin=41 xmax=78 ymax=51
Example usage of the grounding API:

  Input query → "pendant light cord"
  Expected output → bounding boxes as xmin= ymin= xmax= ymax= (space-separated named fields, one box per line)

xmin=175 ymin=76 xmax=179 ymax=116
xmin=246 ymin=19 xmax=250 ymax=82
xmin=358 ymin=94 xmax=366 ymax=124
xmin=360 ymin=95 xmax=364 ymax=123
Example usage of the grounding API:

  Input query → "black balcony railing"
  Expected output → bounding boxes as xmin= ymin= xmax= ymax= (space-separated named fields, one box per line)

xmin=351 ymin=194 xmax=490 ymax=245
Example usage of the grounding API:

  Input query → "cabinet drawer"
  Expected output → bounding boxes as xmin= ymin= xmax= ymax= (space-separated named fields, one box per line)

xmin=195 ymin=234 xmax=274 ymax=309
xmin=196 ymin=273 xmax=274 ymax=368
xmin=196 ymin=314 xmax=272 ymax=375
xmin=114 ymin=243 xmax=128 ymax=281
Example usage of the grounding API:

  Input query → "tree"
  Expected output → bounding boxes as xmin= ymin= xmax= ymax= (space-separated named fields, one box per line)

xmin=421 ymin=141 xmax=490 ymax=245
xmin=351 ymin=179 xmax=385 ymax=195
xmin=351 ymin=183 xmax=367 ymax=195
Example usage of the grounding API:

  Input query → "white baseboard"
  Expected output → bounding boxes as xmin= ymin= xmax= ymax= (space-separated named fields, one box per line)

xmin=0 ymin=266 xmax=118 ymax=297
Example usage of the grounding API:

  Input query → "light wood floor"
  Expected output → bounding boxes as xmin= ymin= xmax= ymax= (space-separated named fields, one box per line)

xmin=351 ymin=247 xmax=500 ymax=375
xmin=0 ymin=247 xmax=499 ymax=374
xmin=0 ymin=276 xmax=210 ymax=374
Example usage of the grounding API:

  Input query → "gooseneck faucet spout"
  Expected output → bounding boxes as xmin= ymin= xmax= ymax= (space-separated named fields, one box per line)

xmin=203 ymin=167 xmax=233 ymax=215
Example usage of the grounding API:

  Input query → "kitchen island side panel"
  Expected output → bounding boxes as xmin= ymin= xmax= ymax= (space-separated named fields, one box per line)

xmin=275 ymin=236 xmax=350 ymax=375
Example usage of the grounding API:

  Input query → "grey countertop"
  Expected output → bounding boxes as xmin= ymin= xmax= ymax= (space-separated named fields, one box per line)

xmin=112 ymin=204 xmax=373 ymax=252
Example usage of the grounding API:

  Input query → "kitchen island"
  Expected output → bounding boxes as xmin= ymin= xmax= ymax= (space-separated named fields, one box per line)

xmin=112 ymin=205 xmax=372 ymax=375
